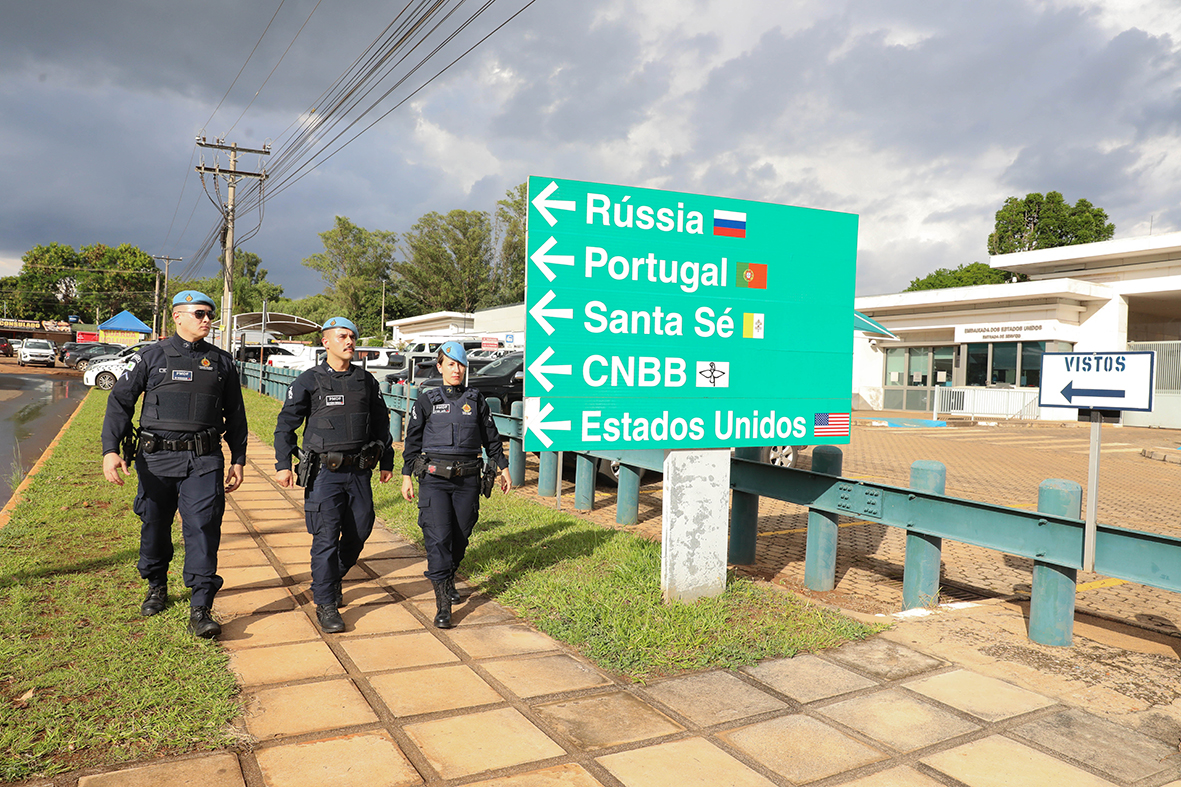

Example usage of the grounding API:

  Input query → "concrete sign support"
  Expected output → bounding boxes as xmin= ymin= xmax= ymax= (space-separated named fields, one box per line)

xmin=1039 ymin=351 xmax=1155 ymax=572
xmin=525 ymin=176 xmax=858 ymax=602
xmin=661 ymin=449 xmax=731 ymax=602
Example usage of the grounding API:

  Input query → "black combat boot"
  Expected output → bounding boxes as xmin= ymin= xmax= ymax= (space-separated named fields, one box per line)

xmin=317 ymin=604 xmax=345 ymax=634
xmin=443 ymin=572 xmax=462 ymax=603
xmin=188 ymin=606 xmax=222 ymax=639
xmin=432 ymin=580 xmax=454 ymax=629
xmin=334 ymin=579 xmax=345 ymax=608
xmin=140 ymin=584 xmax=168 ymax=617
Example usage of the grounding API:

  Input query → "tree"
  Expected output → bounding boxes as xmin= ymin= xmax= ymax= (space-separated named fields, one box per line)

xmin=491 ymin=181 xmax=527 ymax=304
xmin=987 ymin=191 xmax=1115 ymax=256
xmin=302 ymin=217 xmax=397 ymax=339
xmin=395 ymin=209 xmax=495 ymax=316
xmin=11 ymin=242 xmax=158 ymax=322
xmin=906 ymin=262 xmax=1022 ymax=292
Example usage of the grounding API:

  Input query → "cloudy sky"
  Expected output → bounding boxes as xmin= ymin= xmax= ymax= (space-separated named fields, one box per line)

xmin=2 ymin=0 xmax=1180 ymax=301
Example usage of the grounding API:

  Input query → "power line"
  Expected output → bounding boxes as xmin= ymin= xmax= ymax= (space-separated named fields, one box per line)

xmin=203 ymin=0 xmax=288 ymax=132
xmin=185 ymin=0 xmax=539 ymax=274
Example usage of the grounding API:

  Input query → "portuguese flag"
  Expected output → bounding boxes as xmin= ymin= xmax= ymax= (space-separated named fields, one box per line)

xmin=736 ymin=262 xmax=767 ymax=289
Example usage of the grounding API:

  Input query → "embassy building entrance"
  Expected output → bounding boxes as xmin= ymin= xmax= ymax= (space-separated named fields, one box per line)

xmin=880 ymin=340 xmax=1074 ymax=412
xmin=853 ymin=231 xmax=1181 ymax=425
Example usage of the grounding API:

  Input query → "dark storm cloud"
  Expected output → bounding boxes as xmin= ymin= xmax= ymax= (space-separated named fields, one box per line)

xmin=3 ymin=0 xmax=1181 ymax=300
xmin=486 ymin=2 xmax=673 ymax=144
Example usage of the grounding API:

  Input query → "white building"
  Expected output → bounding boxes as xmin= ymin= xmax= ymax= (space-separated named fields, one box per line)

xmin=854 ymin=232 xmax=1181 ymax=427
xmin=386 ymin=304 xmax=526 ymax=347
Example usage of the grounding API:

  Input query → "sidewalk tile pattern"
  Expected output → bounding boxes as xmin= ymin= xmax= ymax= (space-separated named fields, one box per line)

xmin=75 ymin=432 xmax=1181 ymax=787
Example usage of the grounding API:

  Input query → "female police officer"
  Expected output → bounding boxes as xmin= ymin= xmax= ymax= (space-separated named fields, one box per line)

xmin=273 ymin=317 xmax=394 ymax=633
xmin=401 ymin=341 xmax=511 ymax=628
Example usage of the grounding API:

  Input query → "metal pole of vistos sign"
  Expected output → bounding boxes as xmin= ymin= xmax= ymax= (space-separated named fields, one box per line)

xmin=1084 ymin=410 xmax=1101 ymax=573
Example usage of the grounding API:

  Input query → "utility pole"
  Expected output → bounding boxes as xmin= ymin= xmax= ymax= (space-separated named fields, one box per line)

xmin=151 ymin=255 xmax=182 ymax=338
xmin=195 ymin=137 xmax=269 ymax=351
xmin=380 ymin=280 xmax=387 ymax=345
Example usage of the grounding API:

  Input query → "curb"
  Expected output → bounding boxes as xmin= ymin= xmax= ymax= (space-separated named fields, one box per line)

xmin=0 ymin=389 xmax=92 ymax=530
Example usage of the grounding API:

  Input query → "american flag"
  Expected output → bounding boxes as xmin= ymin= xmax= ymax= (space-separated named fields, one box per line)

xmin=814 ymin=412 xmax=850 ymax=437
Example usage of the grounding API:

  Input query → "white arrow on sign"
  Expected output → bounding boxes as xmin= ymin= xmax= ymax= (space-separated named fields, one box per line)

xmin=530 ymin=236 xmax=575 ymax=282
xmin=528 ymin=290 xmax=573 ymax=335
xmin=528 ymin=346 xmax=572 ymax=392
xmin=524 ymin=398 xmax=571 ymax=449
xmin=531 ymin=180 xmax=576 ymax=227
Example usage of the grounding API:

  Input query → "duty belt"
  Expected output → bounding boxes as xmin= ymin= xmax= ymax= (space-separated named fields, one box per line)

xmin=139 ymin=429 xmax=220 ymax=456
xmin=425 ymin=457 xmax=482 ymax=478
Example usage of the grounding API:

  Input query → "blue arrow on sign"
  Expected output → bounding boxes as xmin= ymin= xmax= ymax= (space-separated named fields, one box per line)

xmin=1061 ymin=381 xmax=1125 ymax=403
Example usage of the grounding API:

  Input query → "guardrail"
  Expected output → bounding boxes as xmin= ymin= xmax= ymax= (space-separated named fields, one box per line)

xmin=241 ymin=362 xmax=1180 ymax=646
xmin=933 ymin=385 xmax=1041 ymax=421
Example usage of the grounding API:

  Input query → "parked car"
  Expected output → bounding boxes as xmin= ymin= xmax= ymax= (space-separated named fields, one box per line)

xmin=65 ymin=342 xmax=123 ymax=371
xmin=85 ymin=340 xmax=155 ymax=366
xmin=18 ymin=338 xmax=57 ymax=367
xmin=759 ymin=444 xmax=810 ymax=469
xmin=84 ymin=358 xmax=133 ymax=390
xmin=10 ymin=340 xmax=22 ymax=353
xmin=0 ymin=337 xmax=12 ymax=357
xmin=236 ymin=345 xmax=295 ymax=364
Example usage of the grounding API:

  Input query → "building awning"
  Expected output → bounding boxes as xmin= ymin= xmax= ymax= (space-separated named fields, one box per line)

xmin=854 ymin=311 xmax=899 ymax=340
xmin=214 ymin=312 xmax=321 ymax=337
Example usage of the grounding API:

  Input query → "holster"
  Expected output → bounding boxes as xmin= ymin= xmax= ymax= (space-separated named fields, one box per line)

xmin=120 ymin=429 xmax=139 ymax=465
xmin=295 ymin=448 xmax=319 ymax=489
xmin=481 ymin=460 xmax=498 ymax=499
xmin=358 ymin=440 xmax=384 ymax=471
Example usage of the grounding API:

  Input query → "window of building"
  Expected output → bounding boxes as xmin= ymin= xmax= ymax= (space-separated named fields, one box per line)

xmin=933 ymin=346 xmax=954 ymax=387
xmin=992 ymin=342 xmax=1017 ymax=385
xmin=966 ymin=343 xmax=988 ymax=386
xmin=1020 ymin=341 xmax=1045 ymax=387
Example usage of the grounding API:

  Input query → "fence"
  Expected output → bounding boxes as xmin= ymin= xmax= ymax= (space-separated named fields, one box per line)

xmin=932 ymin=386 xmax=1041 ymax=421
xmin=241 ymin=361 xmax=1181 ymax=647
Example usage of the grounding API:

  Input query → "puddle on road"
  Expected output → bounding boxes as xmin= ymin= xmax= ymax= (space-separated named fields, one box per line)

xmin=0 ymin=374 xmax=88 ymax=510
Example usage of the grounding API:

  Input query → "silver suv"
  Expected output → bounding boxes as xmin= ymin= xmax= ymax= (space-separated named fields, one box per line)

xmin=18 ymin=338 xmax=56 ymax=367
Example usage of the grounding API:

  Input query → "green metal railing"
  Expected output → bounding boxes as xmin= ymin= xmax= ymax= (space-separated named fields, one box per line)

xmin=241 ymin=362 xmax=1181 ymax=646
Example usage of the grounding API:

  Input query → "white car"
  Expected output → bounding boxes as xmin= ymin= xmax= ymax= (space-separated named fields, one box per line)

xmin=18 ymin=338 xmax=56 ymax=367
xmin=84 ymin=358 xmax=133 ymax=390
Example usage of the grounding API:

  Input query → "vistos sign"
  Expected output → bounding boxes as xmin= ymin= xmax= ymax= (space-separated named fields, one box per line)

xmin=523 ymin=176 xmax=858 ymax=452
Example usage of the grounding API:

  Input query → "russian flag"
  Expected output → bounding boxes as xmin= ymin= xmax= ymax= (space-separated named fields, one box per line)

xmin=713 ymin=209 xmax=747 ymax=238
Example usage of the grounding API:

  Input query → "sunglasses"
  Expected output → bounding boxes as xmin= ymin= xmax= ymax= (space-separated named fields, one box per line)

xmin=182 ymin=309 xmax=215 ymax=320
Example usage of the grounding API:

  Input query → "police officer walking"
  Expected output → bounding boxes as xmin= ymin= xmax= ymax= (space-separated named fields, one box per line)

xmin=401 ymin=341 xmax=512 ymax=629
xmin=101 ymin=290 xmax=248 ymax=639
xmin=273 ymin=317 xmax=394 ymax=634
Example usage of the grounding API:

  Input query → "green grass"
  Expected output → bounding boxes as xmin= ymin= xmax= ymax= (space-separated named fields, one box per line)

xmin=0 ymin=392 xmax=240 ymax=782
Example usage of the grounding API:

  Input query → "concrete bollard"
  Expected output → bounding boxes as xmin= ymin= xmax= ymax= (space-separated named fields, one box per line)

xmin=1029 ymin=479 xmax=1082 ymax=647
xmin=903 ymin=460 xmax=946 ymax=609
xmin=804 ymin=446 xmax=843 ymax=591
xmin=728 ymin=446 xmax=762 ymax=565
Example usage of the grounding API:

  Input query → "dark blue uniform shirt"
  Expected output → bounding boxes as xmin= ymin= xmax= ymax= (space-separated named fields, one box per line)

xmin=101 ymin=335 xmax=249 ymax=475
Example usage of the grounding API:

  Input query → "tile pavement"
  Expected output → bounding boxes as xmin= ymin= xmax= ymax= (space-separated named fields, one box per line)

xmin=60 ymin=431 xmax=1181 ymax=787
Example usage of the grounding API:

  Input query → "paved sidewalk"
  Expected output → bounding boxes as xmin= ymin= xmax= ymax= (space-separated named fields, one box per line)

xmin=55 ymin=433 xmax=1181 ymax=787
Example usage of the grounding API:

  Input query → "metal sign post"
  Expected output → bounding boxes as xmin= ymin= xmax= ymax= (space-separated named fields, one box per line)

xmin=1039 ymin=351 xmax=1155 ymax=572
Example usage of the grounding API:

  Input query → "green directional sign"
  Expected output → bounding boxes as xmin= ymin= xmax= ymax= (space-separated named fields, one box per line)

xmin=524 ymin=175 xmax=857 ymax=452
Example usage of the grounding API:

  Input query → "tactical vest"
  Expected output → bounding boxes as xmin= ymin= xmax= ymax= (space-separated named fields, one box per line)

xmin=140 ymin=343 xmax=223 ymax=433
xmin=303 ymin=365 xmax=371 ymax=453
xmin=421 ymin=386 xmax=482 ymax=456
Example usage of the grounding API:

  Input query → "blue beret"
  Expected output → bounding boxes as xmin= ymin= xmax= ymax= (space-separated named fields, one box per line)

xmin=321 ymin=317 xmax=358 ymax=337
xmin=172 ymin=290 xmax=216 ymax=309
xmin=440 ymin=341 xmax=468 ymax=366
